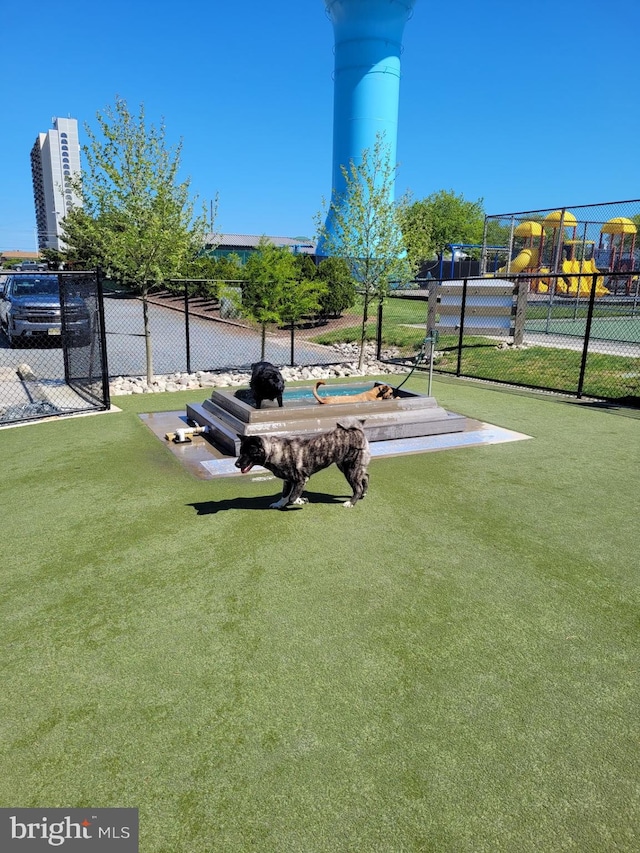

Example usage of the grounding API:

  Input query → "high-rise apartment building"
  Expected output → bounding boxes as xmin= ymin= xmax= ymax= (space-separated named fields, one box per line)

xmin=30 ymin=117 xmax=82 ymax=251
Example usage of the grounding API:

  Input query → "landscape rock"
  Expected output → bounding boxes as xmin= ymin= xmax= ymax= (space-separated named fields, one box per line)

xmin=108 ymin=344 xmax=411 ymax=396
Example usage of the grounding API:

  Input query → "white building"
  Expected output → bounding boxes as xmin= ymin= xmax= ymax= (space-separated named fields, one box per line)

xmin=30 ymin=117 xmax=82 ymax=251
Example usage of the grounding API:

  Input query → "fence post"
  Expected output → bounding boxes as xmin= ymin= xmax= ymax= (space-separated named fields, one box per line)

xmin=60 ymin=272 xmax=72 ymax=386
xmin=376 ymin=299 xmax=384 ymax=360
xmin=512 ymin=277 xmax=527 ymax=345
xmin=576 ymin=272 xmax=598 ymax=399
xmin=96 ymin=268 xmax=111 ymax=409
xmin=456 ymin=278 xmax=468 ymax=377
xmin=427 ymin=282 xmax=438 ymax=333
xmin=184 ymin=280 xmax=191 ymax=375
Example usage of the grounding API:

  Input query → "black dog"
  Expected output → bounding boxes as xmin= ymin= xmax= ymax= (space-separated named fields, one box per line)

xmin=235 ymin=420 xmax=370 ymax=509
xmin=249 ymin=361 xmax=285 ymax=409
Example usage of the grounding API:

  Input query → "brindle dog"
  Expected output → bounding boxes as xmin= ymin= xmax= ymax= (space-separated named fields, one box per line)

xmin=235 ymin=420 xmax=370 ymax=509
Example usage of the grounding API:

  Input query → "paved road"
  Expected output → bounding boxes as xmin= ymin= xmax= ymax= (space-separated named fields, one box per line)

xmin=0 ymin=294 xmax=342 ymax=421
xmin=521 ymin=330 xmax=640 ymax=357
xmin=0 ymin=295 xmax=344 ymax=382
xmin=103 ymin=294 xmax=343 ymax=376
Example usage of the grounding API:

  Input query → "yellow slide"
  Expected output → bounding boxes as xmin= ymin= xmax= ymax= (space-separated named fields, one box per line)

xmin=562 ymin=260 xmax=609 ymax=296
xmin=495 ymin=247 xmax=538 ymax=275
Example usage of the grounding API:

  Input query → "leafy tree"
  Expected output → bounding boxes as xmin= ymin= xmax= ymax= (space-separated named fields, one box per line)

xmin=279 ymin=277 xmax=327 ymax=365
xmin=63 ymin=97 xmax=208 ymax=383
xmin=62 ymin=208 xmax=112 ymax=270
xmin=238 ymin=241 xmax=328 ymax=361
xmin=402 ymin=190 xmax=485 ymax=264
xmin=315 ymin=133 xmax=412 ymax=370
xmin=242 ymin=239 xmax=300 ymax=359
xmin=399 ymin=200 xmax=433 ymax=269
xmin=293 ymin=253 xmax=318 ymax=282
xmin=40 ymin=248 xmax=65 ymax=269
xmin=316 ymin=256 xmax=357 ymax=317
xmin=176 ymin=252 xmax=245 ymax=299
xmin=211 ymin=253 xmax=245 ymax=279
xmin=484 ymin=218 xmax=511 ymax=249
xmin=278 ymin=278 xmax=326 ymax=326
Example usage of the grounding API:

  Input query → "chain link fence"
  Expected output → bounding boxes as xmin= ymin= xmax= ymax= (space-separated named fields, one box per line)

xmin=482 ymin=199 xmax=640 ymax=280
xmin=102 ymin=279 xmax=351 ymax=379
xmin=377 ymin=200 xmax=640 ymax=404
xmin=3 ymin=262 xmax=638 ymax=428
xmin=378 ymin=271 xmax=640 ymax=404
xmin=0 ymin=271 xmax=110 ymax=426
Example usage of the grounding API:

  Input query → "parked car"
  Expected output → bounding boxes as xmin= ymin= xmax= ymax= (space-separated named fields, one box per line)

xmin=0 ymin=274 xmax=90 ymax=347
xmin=15 ymin=261 xmax=48 ymax=272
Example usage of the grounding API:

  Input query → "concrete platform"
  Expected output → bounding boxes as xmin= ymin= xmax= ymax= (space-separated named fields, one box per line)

xmin=186 ymin=382 xmax=468 ymax=455
xmin=139 ymin=408 xmax=531 ymax=480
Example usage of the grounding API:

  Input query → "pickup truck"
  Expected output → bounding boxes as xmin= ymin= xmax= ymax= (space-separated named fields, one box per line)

xmin=0 ymin=273 xmax=90 ymax=347
xmin=16 ymin=261 xmax=48 ymax=272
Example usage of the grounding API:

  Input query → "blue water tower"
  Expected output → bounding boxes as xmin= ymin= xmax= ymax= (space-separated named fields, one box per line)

xmin=317 ymin=0 xmax=416 ymax=255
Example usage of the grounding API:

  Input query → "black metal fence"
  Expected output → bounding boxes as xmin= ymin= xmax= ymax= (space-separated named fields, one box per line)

xmin=3 ymin=268 xmax=638 ymax=428
xmin=102 ymin=280 xmax=350 ymax=378
xmin=0 ymin=271 xmax=110 ymax=426
xmin=379 ymin=272 xmax=640 ymax=404
xmin=102 ymin=275 xmax=640 ymax=405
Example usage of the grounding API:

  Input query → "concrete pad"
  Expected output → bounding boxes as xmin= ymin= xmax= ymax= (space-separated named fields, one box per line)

xmin=186 ymin=382 xmax=467 ymax=455
xmin=140 ymin=409 xmax=531 ymax=480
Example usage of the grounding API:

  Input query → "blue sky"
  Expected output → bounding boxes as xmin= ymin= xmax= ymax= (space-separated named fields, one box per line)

xmin=2 ymin=0 xmax=639 ymax=251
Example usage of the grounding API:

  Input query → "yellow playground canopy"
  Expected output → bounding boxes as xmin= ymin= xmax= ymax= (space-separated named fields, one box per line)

xmin=543 ymin=210 xmax=578 ymax=229
xmin=601 ymin=217 xmax=637 ymax=235
xmin=514 ymin=221 xmax=542 ymax=238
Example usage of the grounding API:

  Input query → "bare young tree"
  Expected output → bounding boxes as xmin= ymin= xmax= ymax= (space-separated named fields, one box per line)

xmin=316 ymin=133 xmax=413 ymax=370
xmin=64 ymin=97 xmax=209 ymax=384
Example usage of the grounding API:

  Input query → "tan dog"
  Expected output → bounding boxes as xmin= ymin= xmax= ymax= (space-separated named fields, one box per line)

xmin=312 ymin=380 xmax=395 ymax=405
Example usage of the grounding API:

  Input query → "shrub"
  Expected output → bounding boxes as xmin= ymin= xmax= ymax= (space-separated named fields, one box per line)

xmin=317 ymin=256 xmax=357 ymax=317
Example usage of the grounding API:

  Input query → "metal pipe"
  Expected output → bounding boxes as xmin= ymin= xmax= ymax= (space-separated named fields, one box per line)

xmin=165 ymin=425 xmax=209 ymax=443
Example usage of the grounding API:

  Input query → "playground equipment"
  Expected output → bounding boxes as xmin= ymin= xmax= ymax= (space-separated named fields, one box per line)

xmin=440 ymin=244 xmax=508 ymax=278
xmin=597 ymin=218 xmax=638 ymax=294
xmin=537 ymin=211 xmax=606 ymax=296
xmin=317 ymin=0 xmax=416 ymax=255
xmin=494 ymin=221 xmax=543 ymax=275
xmin=484 ymin=207 xmax=639 ymax=297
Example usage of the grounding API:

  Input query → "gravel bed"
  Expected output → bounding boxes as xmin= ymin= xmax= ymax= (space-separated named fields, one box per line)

xmin=109 ymin=344 xmax=412 ymax=396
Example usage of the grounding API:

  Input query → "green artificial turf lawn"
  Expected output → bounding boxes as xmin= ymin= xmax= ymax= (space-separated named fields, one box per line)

xmin=0 ymin=380 xmax=638 ymax=852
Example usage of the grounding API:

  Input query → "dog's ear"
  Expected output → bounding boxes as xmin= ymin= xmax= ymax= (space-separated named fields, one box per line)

xmin=336 ymin=418 xmax=365 ymax=431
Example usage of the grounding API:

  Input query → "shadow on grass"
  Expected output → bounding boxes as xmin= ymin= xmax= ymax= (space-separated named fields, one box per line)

xmin=188 ymin=491 xmax=349 ymax=514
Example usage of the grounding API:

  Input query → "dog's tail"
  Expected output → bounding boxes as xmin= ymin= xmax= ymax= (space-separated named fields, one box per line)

xmin=312 ymin=380 xmax=328 ymax=404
